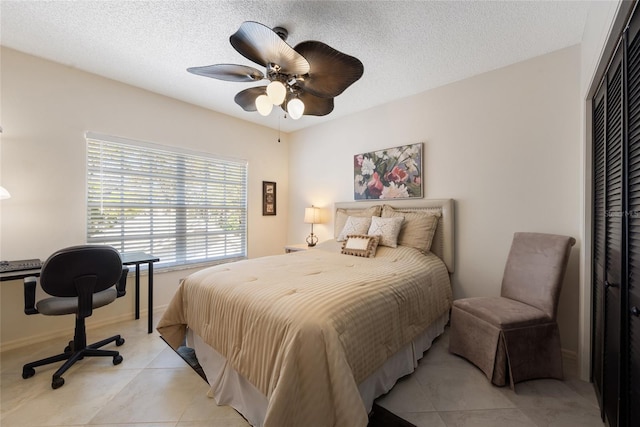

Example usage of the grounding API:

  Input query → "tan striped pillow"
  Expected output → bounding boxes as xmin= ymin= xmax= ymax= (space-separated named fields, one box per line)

xmin=381 ymin=205 xmax=441 ymax=252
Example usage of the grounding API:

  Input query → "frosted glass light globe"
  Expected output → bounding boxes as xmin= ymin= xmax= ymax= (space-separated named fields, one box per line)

xmin=266 ymin=81 xmax=287 ymax=105
xmin=288 ymin=98 xmax=305 ymax=120
xmin=255 ymin=95 xmax=273 ymax=116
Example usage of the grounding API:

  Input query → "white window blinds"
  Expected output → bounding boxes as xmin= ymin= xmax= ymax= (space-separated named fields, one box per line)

xmin=86 ymin=133 xmax=247 ymax=268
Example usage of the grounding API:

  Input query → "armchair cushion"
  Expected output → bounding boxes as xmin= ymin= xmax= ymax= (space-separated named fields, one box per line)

xmin=452 ymin=297 xmax=552 ymax=329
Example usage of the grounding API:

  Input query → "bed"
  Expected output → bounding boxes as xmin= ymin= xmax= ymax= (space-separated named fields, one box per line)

xmin=157 ymin=199 xmax=454 ymax=427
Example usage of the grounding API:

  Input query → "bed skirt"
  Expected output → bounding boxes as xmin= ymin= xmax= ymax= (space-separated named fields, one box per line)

xmin=188 ymin=311 xmax=449 ymax=427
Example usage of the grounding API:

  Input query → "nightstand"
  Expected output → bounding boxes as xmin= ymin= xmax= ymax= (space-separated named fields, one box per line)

xmin=284 ymin=244 xmax=312 ymax=253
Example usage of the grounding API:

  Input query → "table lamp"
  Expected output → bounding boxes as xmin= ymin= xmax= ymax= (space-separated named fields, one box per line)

xmin=304 ymin=206 xmax=321 ymax=247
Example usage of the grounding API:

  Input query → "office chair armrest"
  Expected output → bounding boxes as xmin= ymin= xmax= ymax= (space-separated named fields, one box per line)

xmin=23 ymin=276 xmax=39 ymax=315
xmin=117 ymin=266 xmax=129 ymax=298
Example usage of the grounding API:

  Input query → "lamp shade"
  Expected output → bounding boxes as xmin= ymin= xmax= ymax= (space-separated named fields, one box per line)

xmin=288 ymin=98 xmax=305 ymax=120
xmin=267 ymin=81 xmax=287 ymax=105
xmin=0 ymin=186 xmax=10 ymax=200
xmin=255 ymin=94 xmax=273 ymax=116
xmin=304 ymin=206 xmax=321 ymax=224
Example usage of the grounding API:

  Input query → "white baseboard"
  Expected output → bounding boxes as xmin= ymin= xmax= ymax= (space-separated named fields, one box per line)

xmin=0 ymin=305 xmax=168 ymax=353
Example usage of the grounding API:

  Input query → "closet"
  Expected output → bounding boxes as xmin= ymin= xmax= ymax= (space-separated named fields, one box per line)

xmin=592 ymin=4 xmax=640 ymax=427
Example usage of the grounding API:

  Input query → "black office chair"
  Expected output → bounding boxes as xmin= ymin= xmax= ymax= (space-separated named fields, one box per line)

xmin=22 ymin=245 xmax=129 ymax=389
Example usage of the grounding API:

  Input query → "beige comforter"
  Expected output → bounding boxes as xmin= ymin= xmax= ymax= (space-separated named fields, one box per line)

xmin=157 ymin=243 xmax=451 ymax=427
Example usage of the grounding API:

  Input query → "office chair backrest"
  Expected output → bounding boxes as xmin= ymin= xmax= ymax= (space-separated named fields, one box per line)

xmin=500 ymin=232 xmax=575 ymax=320
xmin=40 ymin=245 xmax=122 ymax=298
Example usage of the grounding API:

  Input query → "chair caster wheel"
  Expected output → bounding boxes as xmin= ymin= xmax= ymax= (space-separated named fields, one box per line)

xmin=116 ymin=337 xmax=125 ymax=346
xmin=52 ymin=377 xmax=64 ymax=389
xmin=64 ymin=340 xmax=73 ymax=353
xmin=22 ymin=367 xmax=35 ymax=379
xmin=113 ymin=355 xmax=123 ymax=365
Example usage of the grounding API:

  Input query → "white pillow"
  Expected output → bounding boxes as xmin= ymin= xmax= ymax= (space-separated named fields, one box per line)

xmin=367 ymin=216 xmax=404 ymax=247
xmin=334 ymin=206 xmax=382 ymax=239
xmin=337 ymin=216 xmax=372 ymax=241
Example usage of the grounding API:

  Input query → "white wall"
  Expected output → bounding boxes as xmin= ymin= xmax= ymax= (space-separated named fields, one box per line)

xmin=0 ymin=1 xmax=621 ymax=373
xmin=288 ymin=46 xmax=583 ymax=357
xmin=0 ymin=47 xmax=289 ymax=350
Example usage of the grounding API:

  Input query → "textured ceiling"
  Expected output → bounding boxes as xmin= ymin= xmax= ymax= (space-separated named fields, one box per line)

xmin=1 ymin=1 xmax=595 ymax=133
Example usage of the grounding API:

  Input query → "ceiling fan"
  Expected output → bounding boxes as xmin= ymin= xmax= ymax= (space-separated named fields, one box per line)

xmin=187 ymin=21 xmax=364 ymax=120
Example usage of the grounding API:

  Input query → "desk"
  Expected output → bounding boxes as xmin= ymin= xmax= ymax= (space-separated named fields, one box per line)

xmin=120 ymin=252 xmax=160 ymax=333
xmin=1 ymin=252 xmax=159 ymax=334
xmin=0 ymin=268 xmax=41 ymax=282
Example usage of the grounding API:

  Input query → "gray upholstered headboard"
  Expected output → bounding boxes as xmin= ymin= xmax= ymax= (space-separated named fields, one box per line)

xmin=334 ymin=199 xmax=455 ymax=273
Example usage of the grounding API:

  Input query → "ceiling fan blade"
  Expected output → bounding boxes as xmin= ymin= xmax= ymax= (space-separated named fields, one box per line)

xmin=234 ymin=86 xmax=267 ymax=111
xmin=294 ymin=41 xmax=364 ymax=98
xmin=285 ymin=92 xmax=334 ymax=117
xmin=187 ymin=64 xmax=264 ymax=82
xmin=230 ymin=21 xmax=310 ymax=76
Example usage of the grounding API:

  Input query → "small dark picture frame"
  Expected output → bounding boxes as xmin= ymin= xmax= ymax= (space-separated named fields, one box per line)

xmin=262 ymin=181 xmax=276 ymax=216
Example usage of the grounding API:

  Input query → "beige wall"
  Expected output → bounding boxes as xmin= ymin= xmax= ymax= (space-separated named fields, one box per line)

xmin=0 ymin=47 xmax=289 ymax=350
xmin=288 ymin=46 xmax=582 ymax=358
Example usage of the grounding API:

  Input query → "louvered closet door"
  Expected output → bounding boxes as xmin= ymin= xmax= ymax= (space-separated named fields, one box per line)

xmin=592 ymin=81 xmax=607 ymax=418
xmin=626 ymin=16 xmax=640 ymax=426
xmin=605 ymin=44 xmax=624 ymax=427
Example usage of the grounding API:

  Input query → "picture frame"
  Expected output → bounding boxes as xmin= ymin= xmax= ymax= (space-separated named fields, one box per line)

xmin=353 ymin=143 xmax=423 ymax=200
xmin=262 ymin=181 xmax=277 ymax=216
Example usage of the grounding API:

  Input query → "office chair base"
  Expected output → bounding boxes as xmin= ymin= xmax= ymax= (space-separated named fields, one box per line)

xmin=22 ymin=333 xmax=125 ymax=389
xmin=52 ymin=376 xmax=64 ymax=389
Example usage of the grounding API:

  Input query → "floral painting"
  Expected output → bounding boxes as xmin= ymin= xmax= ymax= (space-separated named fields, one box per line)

xmin=354 ymin=143 xmax=423 ymax=200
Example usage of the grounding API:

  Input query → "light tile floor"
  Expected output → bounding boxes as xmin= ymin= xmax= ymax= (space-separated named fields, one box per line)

xmin=0 ymin=316 xmax=604 ymax=427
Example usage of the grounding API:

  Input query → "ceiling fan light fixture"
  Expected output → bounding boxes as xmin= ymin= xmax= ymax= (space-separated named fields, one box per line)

xmin=255 ymin=94 xmax=273 ymax=116
xmin=189 ymin=21 xmax=363 ymax=120
xmin=266 ymin=81 xmax=287 ymax=105
xmin=288 ymin=98 xmax=305 ymax=120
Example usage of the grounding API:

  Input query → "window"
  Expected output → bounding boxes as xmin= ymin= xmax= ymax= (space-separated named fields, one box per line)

xmin=86 ymin=132 xmax=247 ymax=269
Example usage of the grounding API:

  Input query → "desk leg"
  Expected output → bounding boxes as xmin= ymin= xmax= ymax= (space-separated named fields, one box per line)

xmin=148 ymin=262 xmax=153 ymax=334
xmin=135 ymin=265 xmax=140 ymax=320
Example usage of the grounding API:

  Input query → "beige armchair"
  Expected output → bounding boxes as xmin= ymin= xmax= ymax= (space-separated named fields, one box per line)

xmin=449 ymin=232 xmax=576 ymax=389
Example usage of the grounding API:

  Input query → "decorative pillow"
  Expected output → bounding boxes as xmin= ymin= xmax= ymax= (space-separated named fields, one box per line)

xmin=341 ymin=234 xmax=380 ymax=258
xmin=381 ymin=205 xmax=441 ymax=252
xmin=367 ymin=216 xmax=404 ymax=248
xmin=334 ymin=206 xmax=382 ymax=239
xmin=337 ymin=216 xmax=373 ymax=241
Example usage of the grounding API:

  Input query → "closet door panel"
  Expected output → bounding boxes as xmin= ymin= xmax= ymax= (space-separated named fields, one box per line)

xmin=592 ymin=84 xmax=606 ymax=416
xmin=604 ymin=46 xmax=624 ymax=427
xmin=592 ymin=7 xmax=640 ymax=426
xmin=626 ymin=16 xmax=640 ymax=426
